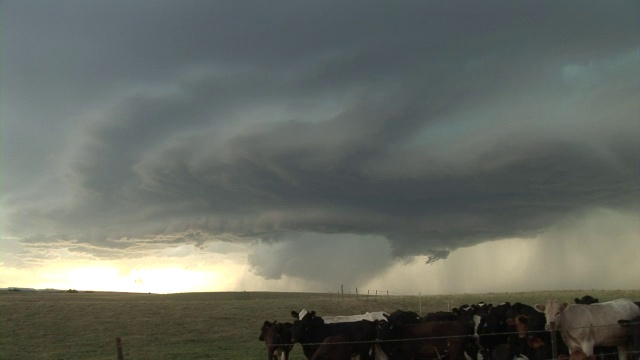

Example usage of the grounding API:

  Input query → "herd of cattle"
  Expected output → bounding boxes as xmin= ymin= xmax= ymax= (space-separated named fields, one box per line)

xmin=258 ymin=295 xmax=640 ymax=360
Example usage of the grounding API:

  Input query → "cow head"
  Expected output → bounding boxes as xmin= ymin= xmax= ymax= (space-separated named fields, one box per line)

xmin=535 ymin=300 xmax=568 ymax=330
xmin=452 ymin=302 xmax=489 ymax=341
xmin=259 ymin=320 xmax=275 ymax=341
xmin=480 ymin=302 xmax=512 ymax=335
xmin=511 ymin=302 xmax=547 ymax=340
xmin=514 ymin=314 xmax=529 ymax=338
xmin=454 ymin=305 xmax=477 ymax=330
xmin=375 ymin=320 xmax=393 ymax=340
xmin=291 ymin=310 xmax=323 ymax=344
xmin=291 ymin=309 xmax=308 ymax=320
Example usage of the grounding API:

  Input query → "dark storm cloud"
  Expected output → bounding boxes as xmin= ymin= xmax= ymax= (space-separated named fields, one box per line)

xmin=2 ymin=0 xmax=639 ymax=278
xmin=248 ymin=233 xmax=393 ymax=286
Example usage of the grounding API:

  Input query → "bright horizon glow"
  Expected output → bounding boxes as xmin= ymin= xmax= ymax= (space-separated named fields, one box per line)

xmin=3 ymin=216 xmax=638 ymax=295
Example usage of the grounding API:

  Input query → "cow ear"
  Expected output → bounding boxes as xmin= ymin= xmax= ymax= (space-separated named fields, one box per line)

xmin=291 ymin=311 xmax=299 ymax=318
xmin=310 ymin=311 xmax=316 ymax=317
xmin=534 ymin=304 xmax=545 ymax=312
xmin=560 ymin=302 xmax=569 ymax=310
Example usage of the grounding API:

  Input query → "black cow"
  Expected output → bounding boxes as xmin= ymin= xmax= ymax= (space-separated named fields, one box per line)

xmin=259 ymin=320 xmax=293 ymax=360
xmin=476 ymin=302 xmax=518 ymax=360
xmin=423 ymin=311 xmax=460 ymax=322
xmin=385 ymin=309 xmax=422 ymax=325
xmin=385 ymin=306 xmax=480 ymax=359
xmin=291 ymin=310 xmax=376 ymax=360
xmin=618 ymin=315 xmax=640 ymax=360
xmin=511 ymin=302 xmax=569 ymax=360
xmin=310 ymin=335 xmax=353 ymax=360
xmin=376 ymin=319 xmax=469 ymax=360
xmin=575 ymin=295 xmax=599 ymax=305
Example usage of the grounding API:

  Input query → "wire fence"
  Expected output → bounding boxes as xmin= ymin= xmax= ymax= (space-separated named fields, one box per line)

xmin=256 ymin=320 xmax=640 ymax=360
xmin=2 ymin=290 xmax=639 ymax=359
xmin=269 ymin=320 xmax=640 ymax=346
xmin=2 ymin=320 xmax=637 ymax=347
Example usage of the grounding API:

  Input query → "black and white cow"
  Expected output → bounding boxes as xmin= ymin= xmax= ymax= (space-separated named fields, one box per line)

xmin=291 ymin=310 xmax=376 ymax=360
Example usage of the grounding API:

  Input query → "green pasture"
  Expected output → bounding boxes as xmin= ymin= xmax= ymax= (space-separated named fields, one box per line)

xmin=1 ymin=289 xmax=639 ymax=359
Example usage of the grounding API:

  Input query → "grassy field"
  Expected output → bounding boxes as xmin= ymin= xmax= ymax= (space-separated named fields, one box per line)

xmin=1 ymin=289 xmax=639 ymax=360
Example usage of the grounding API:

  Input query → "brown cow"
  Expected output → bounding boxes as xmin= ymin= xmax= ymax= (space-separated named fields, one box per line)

xmin=259 ymin=320 xmax=293 ymax=360
xmin=376 ymin=319 xmax=469 ymax=360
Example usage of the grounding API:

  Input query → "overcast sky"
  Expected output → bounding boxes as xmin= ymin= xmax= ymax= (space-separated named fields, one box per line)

xmin=2 ymin=0 xmax=639 ymax=294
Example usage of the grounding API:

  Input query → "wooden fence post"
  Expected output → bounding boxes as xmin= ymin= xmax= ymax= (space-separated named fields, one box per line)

xmin=115 ymin=337 xmax=124 ymax=360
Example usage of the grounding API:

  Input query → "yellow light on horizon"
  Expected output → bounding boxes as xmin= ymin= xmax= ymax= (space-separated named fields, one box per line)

xmin=1 ymin=262 xmax=235 ymax=294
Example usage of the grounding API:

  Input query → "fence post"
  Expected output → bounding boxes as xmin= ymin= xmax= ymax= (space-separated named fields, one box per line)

xmin=115 ymin=337 xmax=124 ymax=360
xmin=551 ymin=328 xmax=558 ymax=360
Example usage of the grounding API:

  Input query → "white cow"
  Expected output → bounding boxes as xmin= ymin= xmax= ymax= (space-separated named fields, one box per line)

xmin=535 ymin=298 xmax=640 ymax=360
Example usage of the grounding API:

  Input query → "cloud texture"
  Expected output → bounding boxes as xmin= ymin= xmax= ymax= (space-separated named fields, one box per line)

xmin=2 ymin=0 xmax=639 ymax=289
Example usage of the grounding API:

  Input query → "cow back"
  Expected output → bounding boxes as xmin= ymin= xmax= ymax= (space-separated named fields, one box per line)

xmin=378 ymin=319 xmax=469 ymax=360
xmin=323 ymin=311 xmax=388 ymax=324
xmin=386 ymin=309 xmax=422 ymax=325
